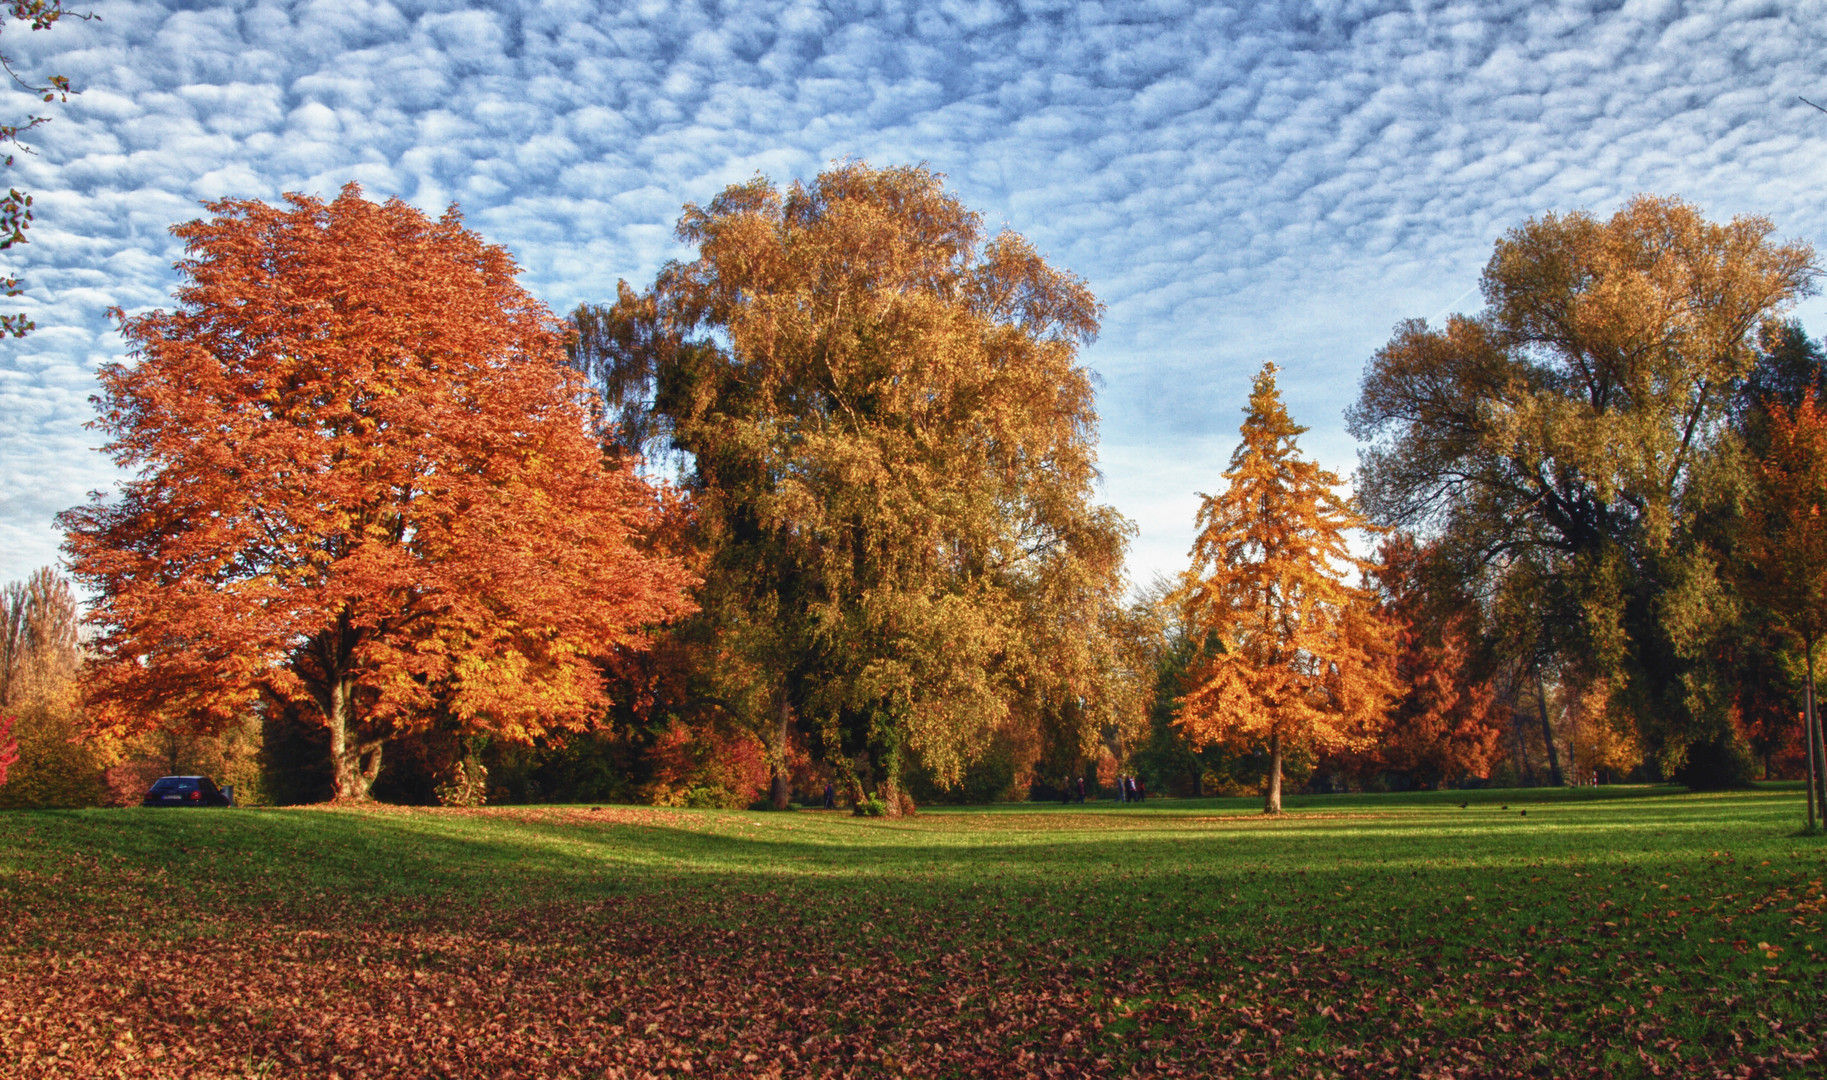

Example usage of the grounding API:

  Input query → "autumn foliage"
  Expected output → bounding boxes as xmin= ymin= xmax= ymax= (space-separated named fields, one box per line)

xmin=1739 ymin=395 xmax=1827 ymax=826
xmin=1351 ymin=196 xmax=1816 ymax=782
xmin=1176 ymin=363 xmax=1394 ymax=812
xmin=0 ymin=714 xmax=15 ymax=787
xmin=1358 ymin=536 xmax=1502 ymax=789
xmin=575 ymin=163 xmax=1141 ymax=812
xmin=60 ymin=187 xmax=695 ymax=801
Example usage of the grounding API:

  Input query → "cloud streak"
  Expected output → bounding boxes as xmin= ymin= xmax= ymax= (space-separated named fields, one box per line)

xmin=5 ymin=0 xmax=1827 ymax=588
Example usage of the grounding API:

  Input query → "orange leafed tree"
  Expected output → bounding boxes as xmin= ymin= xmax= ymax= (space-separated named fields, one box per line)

xmin=1362 ymin=535 xmax=1502 ymax=789
xmin=1176 ymin=363 xmax=1394 ymax=813
xmin=1739 ymin=396 xmax=1827 ymax=829
xmin=60 ymin=186 xmax=696 ymax=801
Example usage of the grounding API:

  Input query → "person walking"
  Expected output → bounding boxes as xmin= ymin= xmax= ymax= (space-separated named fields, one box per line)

xmin=1075 ymin=775 xmax=1086 ymax=803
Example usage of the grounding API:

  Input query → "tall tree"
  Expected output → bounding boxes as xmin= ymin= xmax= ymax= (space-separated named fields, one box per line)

xmin=1348 ymin=195 xmax=1816 ymax=782
xmin=1177 ymin=363 xmax=1393 ymax=814
xmin=1 ymin=565 xmax=77 ymax=709
xmin=1737 ymin=396 xmax=1827 ymax=828
xmin=1709 ymin=321 xmax=1827 ymax=789
xmin=0 ymin=566 xmax=108 ymax=807
xmin=61 ymin=187 xmax=696 ymax=801
xmin=570 ymin=163 xmax=1139 ymax=812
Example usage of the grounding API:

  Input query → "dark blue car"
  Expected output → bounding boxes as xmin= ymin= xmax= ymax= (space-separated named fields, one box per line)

xmin=142 ymin=775 xmax=233 ymax=807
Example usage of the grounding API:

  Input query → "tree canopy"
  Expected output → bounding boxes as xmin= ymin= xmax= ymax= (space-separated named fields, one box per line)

xmin=1348 ymin=195 xmax=1816 ymax=780
xmin=0 ymin=566 xmax=102 ymax=807
xmin=570 ymin=162 xmax=1141 ymax=811
xmin=61 ymin=186 xmax=696 ymax=800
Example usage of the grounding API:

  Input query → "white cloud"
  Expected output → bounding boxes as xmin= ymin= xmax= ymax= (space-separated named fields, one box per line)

xmin=6 ymin=0 xmax=1827 ymax=591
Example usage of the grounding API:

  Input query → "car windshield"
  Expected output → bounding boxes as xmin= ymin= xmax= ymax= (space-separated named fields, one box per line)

xmin=148 ymin=778 xmax=197 ymax=793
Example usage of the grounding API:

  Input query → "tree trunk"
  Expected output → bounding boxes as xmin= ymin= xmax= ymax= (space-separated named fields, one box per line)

xmin=1814 ymin=706 xmax=1827 ymax=826
xmin=884 ymin=774 xmax=914 ymax=817
xmin=324 ymin=677 xmax=380 ymax=802
xmin=1535 ymin=666 xmax=1563 ymax=787
xmin=1265 ymin=732 xmax=1283 ymax=815
xmin=769 ymin=688 xmax=792 ymax=810
xmin=881 ymin=736 xmax=911 ymax=817
xmin=1807 ymin=645 xmax=1820 ymax=833
xmin=1809 ymin=643 xmax=1827 ymax=829
xmin=1814 ymin=711 xmax=1827 ymax=826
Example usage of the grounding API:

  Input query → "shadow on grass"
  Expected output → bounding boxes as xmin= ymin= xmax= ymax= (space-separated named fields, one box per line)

xmin=3 ymin=782 xmax=1817 ymax=931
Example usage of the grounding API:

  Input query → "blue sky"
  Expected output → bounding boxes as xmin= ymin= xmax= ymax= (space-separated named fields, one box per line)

xmin=4 ymin=0 xmax=1827 ymax=590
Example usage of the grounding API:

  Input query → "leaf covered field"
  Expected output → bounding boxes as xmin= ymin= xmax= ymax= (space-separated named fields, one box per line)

xmin=2 ymin=786 xmax=1824 ymax=1079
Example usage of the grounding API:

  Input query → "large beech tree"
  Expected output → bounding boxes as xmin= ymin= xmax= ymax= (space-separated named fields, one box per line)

xmin=1349 ymin=196 xmax=1815 ymax=781
xmin=61 ymin=187 xmax=695 ymax=801
xmin=571 ymin=163 xmax=1141 ymax=811
xmin=1177 ymin=364 xmax=1392 ymax=814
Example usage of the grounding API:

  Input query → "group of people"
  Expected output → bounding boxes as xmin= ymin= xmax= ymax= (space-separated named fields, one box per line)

xmin=1056 ymin=775 xmax=1146 ymax=803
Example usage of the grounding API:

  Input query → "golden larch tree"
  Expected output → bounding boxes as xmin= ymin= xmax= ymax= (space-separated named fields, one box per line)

xmin=1177 ymin=363 xmax=1393 ymax=813
xmin=60 ymin=187 xmax=697 ymax=801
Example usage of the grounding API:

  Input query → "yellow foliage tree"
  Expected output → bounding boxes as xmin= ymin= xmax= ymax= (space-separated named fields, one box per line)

xmin=1176 ymin=363 xmax=1393 ymax=813
xmin=0 ymin=567 xmax=118 ymax=807
xmin=573 ymin=163 xmax=1140 ymax=813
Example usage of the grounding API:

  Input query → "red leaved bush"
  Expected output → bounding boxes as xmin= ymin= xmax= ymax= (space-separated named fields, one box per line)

xmin=1359 ymin=535 xmax=1503 ymax=788
xmin=0 ymin=714 xmax=16 ymax=786
xmin=643 ymin=720 xmax=769 ymax=808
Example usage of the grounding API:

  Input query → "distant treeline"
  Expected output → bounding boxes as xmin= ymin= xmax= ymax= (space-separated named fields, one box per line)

xmin=5 ymin=174 xmax=1825 ymax=821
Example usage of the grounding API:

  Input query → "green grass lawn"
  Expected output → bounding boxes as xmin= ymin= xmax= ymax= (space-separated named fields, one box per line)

xmin=2 ymin=784 xmax=1823 ymax=1078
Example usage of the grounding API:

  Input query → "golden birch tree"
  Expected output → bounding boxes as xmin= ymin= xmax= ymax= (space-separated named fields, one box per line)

xmin=570 ymin=163 xmax=1139 ymax=813
xmin=1177 ymin=363 xmax=1392 ymax=813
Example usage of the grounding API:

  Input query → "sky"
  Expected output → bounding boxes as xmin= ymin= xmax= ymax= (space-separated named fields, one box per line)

xmin=4 ymin=0 xmax=1827 ymax=592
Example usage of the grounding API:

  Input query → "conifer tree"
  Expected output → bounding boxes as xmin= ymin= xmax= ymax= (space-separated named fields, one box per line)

xmin=1177 ymin=363 xmax=1393 ymax=813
